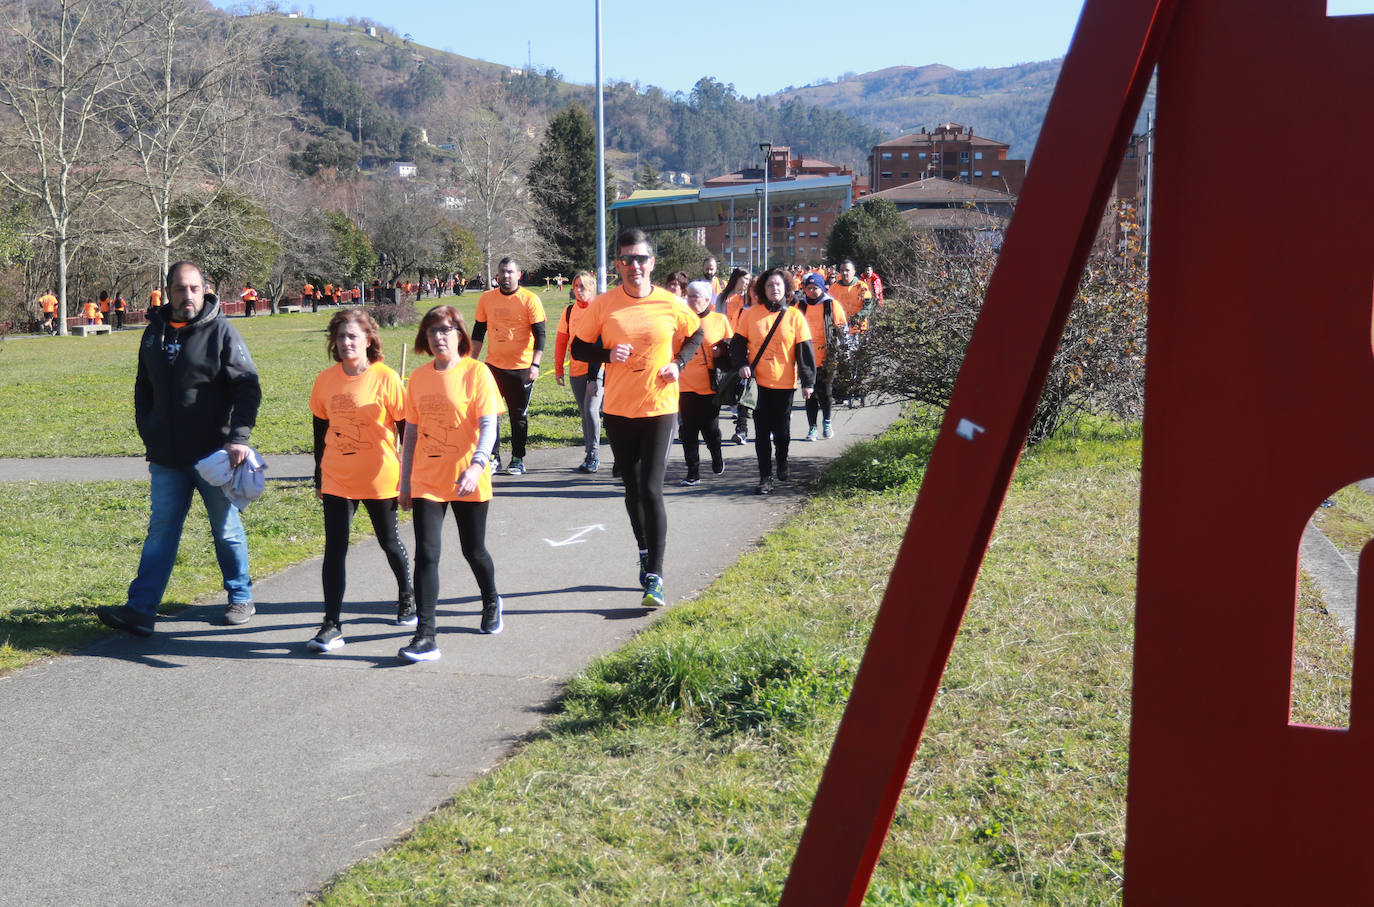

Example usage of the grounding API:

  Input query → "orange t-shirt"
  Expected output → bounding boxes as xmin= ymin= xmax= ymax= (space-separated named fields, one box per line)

xmin=574 ymin=286 xmax=701 ymax=418
xmin=309 ymin=362 xmax=407 ymax=499
xmin=475 ymin=287 xmax=546 ymax=370
xmin=404 ymin=357 xmax=501 ymax=503
xmin=828 ymin=280 xmax=872 ymax=321
xmin=149 ymin=289 xmax=162 ymax=307
xmin=800 ymin=298 xmax=848 ymax=366
xmin=680 ymin=311 xmax=733 ymax=396
xmin=555 ymin=303 xmax=595 ymax=378
xmin=736 ymin=305 xmax=812 ymax=390
xmin=82 ymin=301 xmax=98 ymax=320
xmin=39 ymin=294 xmax=57 ymax=314
xmin=99 ymin=298 xmax=111 ymax=314
xmin=724 ymin=293 xmax=748 ymax=328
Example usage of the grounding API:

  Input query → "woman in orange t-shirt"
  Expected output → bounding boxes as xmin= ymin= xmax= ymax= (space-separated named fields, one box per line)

xmin=730 ymin=268 xmax=815 ymax=495
xmin=571 ymin=228 xmax=703 ymax=609
xmin=677 ymin=280 xmax=733 ymax=486
xmin=553 ymin=271 xmax=604 ymax=472
xmin=305 ymin=309 xmax=412 ymax=653
xmin=398 ymin=305 xmax=505 ymax=662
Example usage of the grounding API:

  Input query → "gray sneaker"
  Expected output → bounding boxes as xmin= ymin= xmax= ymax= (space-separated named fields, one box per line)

xmin=224 ymin=601 xmax=255 ymax=625
xmin=506 ymin=457 xmax=526 ymax=475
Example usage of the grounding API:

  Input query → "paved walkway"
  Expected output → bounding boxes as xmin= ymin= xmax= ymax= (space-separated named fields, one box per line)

xmin=0 ymin=402 xmax=900 ymax=906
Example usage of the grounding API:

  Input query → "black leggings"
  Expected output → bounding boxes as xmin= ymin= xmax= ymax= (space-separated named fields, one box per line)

xmin=412 ymin=498 xmax=497 ymax=637
xmin=678 ymin=391 xmax=723 ymax=474
xmin=489 ymin=365 xmax=534 ymax=459
xmin=752 ymin=386 xmax=796 ymax=480
xmin=805 ymin=376 xmax=833 ymax=427
xmin=603 ymin=412 xmax=674 ymax=575
xmin=321 ymin=495 xmax=412 ymax=624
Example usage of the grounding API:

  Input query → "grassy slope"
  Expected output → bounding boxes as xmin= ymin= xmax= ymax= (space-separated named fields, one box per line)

xmin=308 ymin=421 xmax=1352 ymax=905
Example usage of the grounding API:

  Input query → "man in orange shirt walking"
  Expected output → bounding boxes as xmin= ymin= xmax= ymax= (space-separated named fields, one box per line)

xmin=471 ymin=257 xmax=546 ymax=475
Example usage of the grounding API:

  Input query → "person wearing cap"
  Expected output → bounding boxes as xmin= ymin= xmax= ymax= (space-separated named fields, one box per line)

xmin=798 ymin=273 xmax=848 ymax=441
xmin=96 ymin=260 xmax=261 ymax=637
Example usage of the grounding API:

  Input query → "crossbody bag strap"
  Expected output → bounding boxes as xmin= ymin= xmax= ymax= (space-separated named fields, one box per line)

xmin=750 ymin=306 xmax=788 ymax=371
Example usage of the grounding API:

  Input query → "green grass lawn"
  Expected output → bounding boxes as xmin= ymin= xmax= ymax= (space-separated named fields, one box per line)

xmin=0 ymin=289 xmax=585 ymax=458
xmin=306 ymin=418 xmax=1351 ymax=905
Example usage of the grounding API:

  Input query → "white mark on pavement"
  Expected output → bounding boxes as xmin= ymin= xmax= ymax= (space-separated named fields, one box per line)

xmin=545 ymin=524 xmax=606 ymax=547
xmin=956 ymin=419 xmax=986 ymax=441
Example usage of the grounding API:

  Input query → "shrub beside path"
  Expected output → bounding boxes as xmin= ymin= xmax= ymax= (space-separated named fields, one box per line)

xmin=0 ymin=402 xmax=900 ymax=905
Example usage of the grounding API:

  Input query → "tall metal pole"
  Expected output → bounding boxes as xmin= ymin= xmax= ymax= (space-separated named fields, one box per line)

xmin=595 ymin=0 xmax=608 ymax=292
xmin=1143 ymin=110 xmax=1155 ymax=268
xmin=759 ymin=142 xmax=772 ymax=271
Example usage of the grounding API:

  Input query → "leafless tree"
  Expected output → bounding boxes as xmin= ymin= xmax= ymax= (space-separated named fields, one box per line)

xmin=101 ymin=0 xmax=276 ymax=283
xmin=0 ymin=0 xmax=148 ymax=334
xmin=436 ymin=88 xmax=552 ymax=285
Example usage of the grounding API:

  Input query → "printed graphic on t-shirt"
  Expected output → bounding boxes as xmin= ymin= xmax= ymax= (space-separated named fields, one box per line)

xmin=326 ymin=394 xmax=373 ymax=455
xmin=416 ymin=393 xmax=464 ymax=458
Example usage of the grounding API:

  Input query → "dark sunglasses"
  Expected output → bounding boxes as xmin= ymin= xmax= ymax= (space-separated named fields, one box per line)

xmin=617 ymin=254 xmax=651 ymax=266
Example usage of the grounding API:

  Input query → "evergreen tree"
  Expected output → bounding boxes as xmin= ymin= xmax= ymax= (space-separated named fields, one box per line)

xmin=529 ymin=105 xmax=609 ymax=273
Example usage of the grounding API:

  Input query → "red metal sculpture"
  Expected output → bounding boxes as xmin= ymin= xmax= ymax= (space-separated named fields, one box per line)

xmin=783 ymin=0 xmax=1374 ymax=902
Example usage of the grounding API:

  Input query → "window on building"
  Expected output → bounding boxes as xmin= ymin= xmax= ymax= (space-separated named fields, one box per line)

xmin=974 ymin=170 xmax=983 ymax=177
xmin=798 ymin=201 xmax=806 ymax=208
xmin=975 ymin=151 xmax=983 ymax=160
xmin=992 ymin=170 xmax=1000 ymax=177
xmin=810 ymin=216 xmax=819 ymax=222
xmin=900 ymin=152 xmax=909 ymax=160
xmin=932 ymin=153 xmax=941 ymax=162
xmin=901 ymin=172 xmax=909 ymax=179
xmin=918 ymin=152 xmax=927 ymax=160
xmin=881 ymin=171 xmax=892 ymax=179
xmin=810 ymin=231 xmax=819 ymax=238
xmin=960 ymin=151 xmax=969 ymax=163
xmin=881 ymin=152 xmax=892 ymax=160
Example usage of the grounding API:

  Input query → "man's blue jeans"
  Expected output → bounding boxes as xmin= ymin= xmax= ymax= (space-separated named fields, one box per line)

xmin=125 ymin=462 xmax=252 ymax=617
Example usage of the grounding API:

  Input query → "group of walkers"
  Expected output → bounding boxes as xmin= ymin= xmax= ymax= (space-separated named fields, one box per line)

xmin=94 ymin=238 xmax=873 ymax=658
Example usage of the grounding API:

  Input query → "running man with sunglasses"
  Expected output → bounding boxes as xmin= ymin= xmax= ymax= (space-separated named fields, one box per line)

xmin=572 ymin=229 xmax=704 ymax=609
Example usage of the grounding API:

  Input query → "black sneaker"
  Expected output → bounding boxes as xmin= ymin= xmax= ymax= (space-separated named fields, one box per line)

xmin=480 ymin=596 xmax=504 ymax=634
xmin=756 ymin=478 xmax=774 ymax=495
xmin=396 ymin=594 xmax=417 ymax=627
xmin=224 ymin=600 xmax=255 ymax=625
xmin=680 ymin=474 xmax=700 ymax=486
xmin=710 ymin=449 xmax=724 ymax=475
xmin=307 ymin=621 xmax=344 ymax=653
xmin=398 ymin=634 xmax=441 ymax=662
xmin=776 ymin=469 xmax=791 ymax=486
xmin=96 ymin=604 xmax=155 ymax=638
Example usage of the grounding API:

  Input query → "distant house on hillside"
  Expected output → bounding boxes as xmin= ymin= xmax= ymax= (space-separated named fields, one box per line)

xmin=870 ymin=123 xmax=1026 ymax=195
xmin=387 ymin=161 xmax=417 ymax=179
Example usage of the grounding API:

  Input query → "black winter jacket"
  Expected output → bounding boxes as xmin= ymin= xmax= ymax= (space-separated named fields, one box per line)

xmin=134 ymin=294 xmax=261 ymax=468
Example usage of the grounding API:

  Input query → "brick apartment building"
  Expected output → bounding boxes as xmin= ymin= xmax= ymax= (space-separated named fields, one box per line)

xmin=869 ymin=123 xmax=1026 ymax=196
xmin=702 ymin=145 xmax=862 ymax=267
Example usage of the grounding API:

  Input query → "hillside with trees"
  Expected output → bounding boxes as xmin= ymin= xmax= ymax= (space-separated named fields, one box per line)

xmin=774 ymin=61 xmax=1156 ymax=159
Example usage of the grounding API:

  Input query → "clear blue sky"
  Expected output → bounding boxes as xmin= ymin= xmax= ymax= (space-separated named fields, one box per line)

xmin=229 ymin=0 xmax=1093 ymax=97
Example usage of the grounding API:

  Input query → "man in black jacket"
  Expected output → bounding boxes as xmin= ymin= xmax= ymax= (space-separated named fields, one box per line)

xmin=97 ymin=261 xmax=262 ymax=637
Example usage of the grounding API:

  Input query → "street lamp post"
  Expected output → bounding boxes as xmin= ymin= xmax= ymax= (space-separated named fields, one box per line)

xmin=753 ymin=188 xmax=764 ymax=272
xmin=759 ymin=142 xmax=772 ymax=270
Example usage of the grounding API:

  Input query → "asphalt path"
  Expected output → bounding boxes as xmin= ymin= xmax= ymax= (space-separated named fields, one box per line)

xmin=0 ymin=401 xmax=900 ymax=906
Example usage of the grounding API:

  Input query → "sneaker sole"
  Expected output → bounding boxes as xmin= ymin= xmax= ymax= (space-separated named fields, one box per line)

xmin=641 ymin=594 xmax=664 ymax=609
xmin=399 ymin=648 xmax=442 ymax=663
xmin=396 ymin=615 xmax=418 ymax=627
xmin=481 ymin=619 xmax=504 ymax=635
xmin=307 ymin=637 xmax=345 ymax=653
